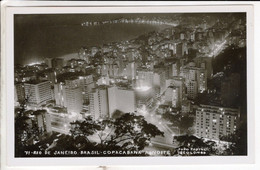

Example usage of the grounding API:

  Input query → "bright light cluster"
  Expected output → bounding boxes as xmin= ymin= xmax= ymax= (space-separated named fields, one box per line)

xmin=134 ymin=86 xmax=151 ymax=92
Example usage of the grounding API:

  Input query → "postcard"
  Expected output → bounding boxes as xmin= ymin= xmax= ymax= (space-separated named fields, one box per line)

xmin=1 ymin=2 xmax=254 ymax=167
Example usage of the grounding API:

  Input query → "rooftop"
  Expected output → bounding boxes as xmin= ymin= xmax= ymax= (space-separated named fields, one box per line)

xmin=24 ymin=80 xmax=50 ymax=85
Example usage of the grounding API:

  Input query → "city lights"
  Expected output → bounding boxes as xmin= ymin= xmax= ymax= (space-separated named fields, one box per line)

xmin=13 ymin=12 xmax=246 ymax=158
xmin=134 ymin=85 xmax=151 ymax=92
xmin=27 ymin=62 xmax=43 ymax=66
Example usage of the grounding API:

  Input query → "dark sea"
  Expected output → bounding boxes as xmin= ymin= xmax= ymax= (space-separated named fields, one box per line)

xmin=14 ymin=14 xmax=171 ymax=65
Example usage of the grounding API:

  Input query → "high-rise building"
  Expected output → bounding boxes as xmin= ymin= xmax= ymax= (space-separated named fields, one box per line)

xmin=89 ymin=86 xmax=109 ymax=120
xmin=79 ymin=75 xmax=95 ymax=102
xmin=165 ymin=86 xmax=173 ymax=104
xmin=208 ymin=30 xmax=214 ymax=43
xmin=190 ymin=32 xmax=196 ymax=42
xmin=65 ymin=75 xmax=94 ymax=102
xmin=101 ymin=64 xmax=108 ymax=76
xmin=172 ymin=86 xmax=180 ymax=108
xmin=166 ymin=76 xmax=186 ymax=103
xmin=176 ymin=42 xmax=187 ymax=58
xmin=54 ymin=83 xmax=66 ymax=107
xmin=24 ymin=81 xmax=53 ymax=106
xmin=172 ymin=62 xmax=180 ymax=77
xmin=108 ymin=86 xmax=136 ymax=117
xmin=97 ymin=76 xmax=110 ymax=86
xmin=153 ymin=69 xmax=166 ymax=94
xmin=40 ymin=69 xmax=57 ymax=84
xmin=194 ymin=57 xmax=213 ymax=79
xmin=89 ymin=89 xmax=100 ymax=119
xmin=153 ymin=72 xmax=161 ymax=88
xmin=109 ymin=64 xmax=119 ymax=78
xmin=180 ymin=32 xmax=185 ymax=40
xmin=54 ymin=75 xmax=94 ymax=110
xmin=181 ymin=100 xmax=191 ymax=113
xmin=157 ymin=60 xmax=171 ymax=79
xmin=47 ymin=71 xmax=57 ymax=84
xmin=24 ymin=110 xmax=52 ymax=136
xmin=126 ymin=62 xmax=137 ymax=80
xmin=15 ymin=83 xmax=25 ymax=104
xmin=195 ymin=104 xmax=240 ymax=140
xmin=63 ymin=78 xmax=86 ymax=114
xmin=198 ymin=69 xmax=207 ymax=93
xmin=65 ymin=86 xmax=83 ymax=114
xmin=176 ymin=43 xmax=184 ymax=58
xmin=33 ymin=110 xmax=52 ymax=133
xmin=137 ymin=69 xmax=154 ymax=87
xmin=186 ymin=80 xmax=198 ymax=99
xmin=165 ymin=86 xmax=180 ymax=108
xmin=180 ymin=63 xmax=207 ymax=98
xmin=101 ymin=64 xmax=119 ymax=78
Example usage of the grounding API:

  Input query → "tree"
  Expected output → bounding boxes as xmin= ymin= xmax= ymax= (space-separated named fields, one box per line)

xmin=15 ymin=115 xmax=30 ymax=156
xmin=162 ymin=112 xmax=181 ymax=126
xmin=162 ymin=112 xmax=194 ymax=135
xmin=49 ymin=135 xmax=95 ymax=152
xmin=111 ymin=110 xmax=124 ymax=119
xmin=220 ymin=122 xmax=247 ymax=155
xmin=15 ymin=88 xmax=37 ymax=156
xmin=70 ymin=116 xmax=102 ymax=143
xmin=108 ymin=113 xmax=164 ymax=150
xmin=178 ymin=115 xmax=194 ymax=134
xmin=67 ymin=113 xmax=164 ymax=153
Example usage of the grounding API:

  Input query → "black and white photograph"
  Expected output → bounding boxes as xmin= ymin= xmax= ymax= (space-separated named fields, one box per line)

xmin=1 ymin=3 xmax=255 ymax=167
xmin=13 ymin=12 xmax=248 ymax=158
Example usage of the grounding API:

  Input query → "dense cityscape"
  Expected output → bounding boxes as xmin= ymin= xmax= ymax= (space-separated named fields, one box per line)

xmin=14 ymin=13 xmax=247 ymax=157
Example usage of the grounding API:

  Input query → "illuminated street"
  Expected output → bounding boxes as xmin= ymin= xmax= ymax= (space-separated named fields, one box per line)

xmin=136 ymin=92 xmax=176 ymax=151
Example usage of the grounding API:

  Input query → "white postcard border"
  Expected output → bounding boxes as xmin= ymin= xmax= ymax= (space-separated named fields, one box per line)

xmin=1 ymin=3 xmax=255 ymax=167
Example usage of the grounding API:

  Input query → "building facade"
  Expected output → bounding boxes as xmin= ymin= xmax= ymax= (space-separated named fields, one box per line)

xmin=137 ymin=69 xmax=154 ymax=87
xmin=65 ymin=86 xmax=83 ymax=114
xmin=89 ymin=86 xmax=109 ymax=120
xmin=15 ymin=83 xmax=25 ymax=104
xmin=24 ymin=81 xmax=53 ymax=106
xmin=108 ymin=86 xmax=136 ymax=117
xmin=195 ymin=104 xmax=240 ymax=140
